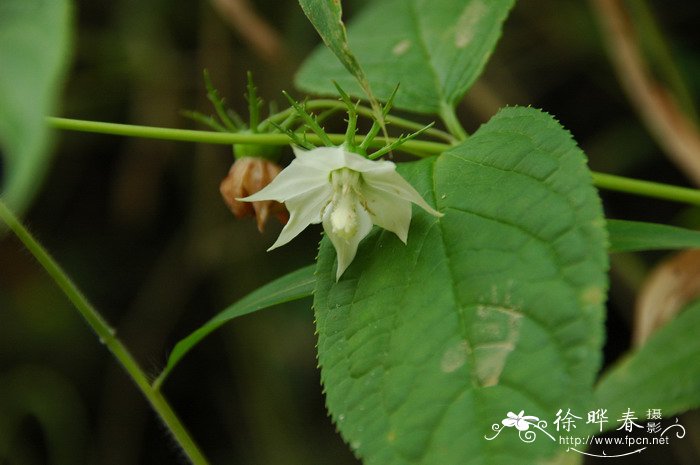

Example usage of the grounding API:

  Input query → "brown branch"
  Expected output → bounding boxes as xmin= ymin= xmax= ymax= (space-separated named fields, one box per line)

xmin=209 ymin=0 xmax=285 ymax=63
xmin=591 ymin=0 xmax=700 ymax=186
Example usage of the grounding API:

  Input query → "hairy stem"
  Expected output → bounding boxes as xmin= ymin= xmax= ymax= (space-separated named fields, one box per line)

xmin=0 ymin=200 xmax=210 ymax=465
xmin=47 ymin=117 xmax=700 ymax=207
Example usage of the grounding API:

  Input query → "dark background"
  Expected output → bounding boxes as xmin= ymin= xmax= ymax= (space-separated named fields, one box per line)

xmin=1 ymin=0 xmax=699 ymax=463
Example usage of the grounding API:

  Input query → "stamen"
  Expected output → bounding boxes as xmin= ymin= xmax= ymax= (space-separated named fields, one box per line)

xmin=329 ymin=169 xmax=362 ymax=240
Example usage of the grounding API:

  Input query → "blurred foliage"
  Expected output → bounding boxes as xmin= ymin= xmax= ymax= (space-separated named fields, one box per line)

xmin=1 ymin=0 xmax=699 ymax=464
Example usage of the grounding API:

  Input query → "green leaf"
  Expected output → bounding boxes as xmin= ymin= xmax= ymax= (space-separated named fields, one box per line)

xmin=297 ymin=0 xmax=386 ymax=132
xmin=296 ymin=0 xmax=515 ymax=114
xmin=154 ymin=265 xmax=316 ymax=388
xmin=0 ymin=367 xmax=88 ymax=465
xmin=313 ymin=107 xmax=608 ymax=464
xmin=594 ymin=299 xmax=700 ymax=429
xmin=0 ymin=0 xmax=73 ymax=213
xmin=297 ymin=0 xmax=363 ymax=87
xmin=607 ymin=219 xmax=700 ymax=253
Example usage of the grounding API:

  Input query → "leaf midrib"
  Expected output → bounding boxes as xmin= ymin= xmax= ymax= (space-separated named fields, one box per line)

xmin=407 ymin=0 xmax=450 ymax=110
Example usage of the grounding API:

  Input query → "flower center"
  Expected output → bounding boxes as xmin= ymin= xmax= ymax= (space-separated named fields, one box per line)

xmin=328 ymin=168 xmax=362 ymax=240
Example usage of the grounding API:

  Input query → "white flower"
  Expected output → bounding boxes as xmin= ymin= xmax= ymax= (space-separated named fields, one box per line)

xmin=502 ymin=411 xmax=540 ymax=431
xmin=240 ymin=146 xmax=442 ymax=279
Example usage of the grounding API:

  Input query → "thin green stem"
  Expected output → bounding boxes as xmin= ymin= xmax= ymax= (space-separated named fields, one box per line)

xmin=361 ymin=85 xmax=399 ymax=152
xmin=592 ymin=172 xmax=700 ymax=206
xmin=181 ymin=110 xmax=227 ymax=132
xmin=0 ymin=200 xmax=210 ymax=465
xmin=368 ymin=122 xmax=436 ymax=160
xmin=333 ymin=83 xmax=358 ymax=149
xmin=47 ymin=117 xmax=444 ymax=156
xmin=47 ymin=117 xmax=700 ymax=207
xmin=204 ymin=70 xmax=239 ymax=132
xmin=282 ymin=92 xmax=334 ymax=146
xmin=246 ymin=71 xmax=261 ymax=133
xmin=439 ymin=102 xmax=468 ymax=141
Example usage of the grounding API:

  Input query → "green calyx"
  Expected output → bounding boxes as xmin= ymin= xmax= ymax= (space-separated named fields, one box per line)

xmin=233 ymin=140 xmax=282 ymax=161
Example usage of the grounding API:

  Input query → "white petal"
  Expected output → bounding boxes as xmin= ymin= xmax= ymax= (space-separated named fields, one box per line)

xmin=362 ymin=184 xmax=412 ymax=243
xmin=515 ymin=419 xmax=531 ymax=431
xmin=292 ymin=146 xmax=352 ymax=172
xmin=267 ymin=184 xmax=332 ymax=250
xmin=241 ymin=157 xmax=328 ymax=202
xmin=246 ymin=146 xmax=371 ymax=203
xmin=323 ymin=198 xmax=373 ymax=280
xmin=502 ymin=418 xmax=517 ymax=428
xmin=362 ymin=170 xmax=443 ymax=217
xmin=295 ymin=145 xmax=402 ymax=176
xmin=340 ymin=151 xmax=397 ymax=174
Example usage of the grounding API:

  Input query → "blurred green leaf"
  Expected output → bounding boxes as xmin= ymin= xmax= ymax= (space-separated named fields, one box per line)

xmin=607 ymin=219 xmax=700 ymax=252
xmin=296 ymin=0 xmax=515 ymax=113
xmin=313 ymin=107 xmax=608 ymax=464
xmin=0 ymin=366 xmax=87 ymax=465
xmin=155 ymin=264 xmax=316 ymax=388
xmin=594 ymin=299 xmax=700 ymax=429
xmin=0 ymin=0 xmax=73 ymax=213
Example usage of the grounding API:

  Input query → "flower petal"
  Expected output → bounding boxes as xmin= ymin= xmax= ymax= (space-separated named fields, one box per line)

xmin=293 ymin=146 xmax=353 ymax=172
xmin=339 ymin=150 xmax=397 ymax=174
xmin=323 ymin=197 xmax=373 ymax=280
xmin=362 ymin=184 xmax=412 ymax=243
xmin=515 ymin=419 xmax=531 ymax=431
xmin=241 ymin=157 xmax=328 ymax=203
xmin=502 ymin=418 xmax=517 ymax=428
xmin=267 ymin=184 xmax=332 ymax=250
xmin=363 ymin=169 xmax=443 ymax=217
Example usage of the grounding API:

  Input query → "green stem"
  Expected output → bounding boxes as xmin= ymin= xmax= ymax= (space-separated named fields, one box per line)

xmin=592 ymin=172 xmax=700 ymax=206
xmin=47 ymin=117 xmax=700 ymax=207
xmin=246 ymin=71 xmax=261 ymax=133
xmin=0 ymin=200 xmax=210 ymax=465
xmin=439 ymin=102 xmax=468 ymax=141
xmin=47 ymin=116 xmax=445 ymax=157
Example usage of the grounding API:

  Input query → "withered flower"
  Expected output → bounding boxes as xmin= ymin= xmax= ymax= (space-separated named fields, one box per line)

xmin=219 ymin=157 xmax=288 ymax=232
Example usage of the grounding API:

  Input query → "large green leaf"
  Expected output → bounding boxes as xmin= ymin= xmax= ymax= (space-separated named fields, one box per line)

xmin=594 ymin=299 xmax=700 ymax=430
xmin=154 ymin=265 xmax=316 ymax=388
xmin=296 ymin=0 xmax=515 ymax=114
xmin=0 ymin=0 xmax=73 ymax=213
xmin=313 ymin=107 xmax=608 ymax=464
xmin=607 ymin=219 xmax=700 ymax=253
